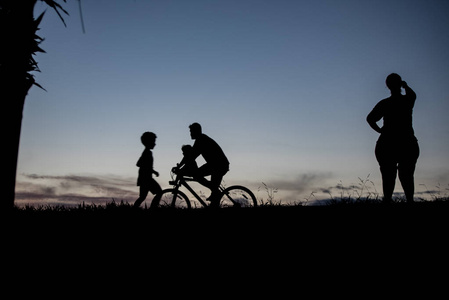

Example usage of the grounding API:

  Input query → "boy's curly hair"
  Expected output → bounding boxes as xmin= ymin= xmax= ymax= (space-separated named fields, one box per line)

xmin=181 ymin=144 xmax=193 ymax=153
xmin=141 ymin=132 xmax=156 ymax=144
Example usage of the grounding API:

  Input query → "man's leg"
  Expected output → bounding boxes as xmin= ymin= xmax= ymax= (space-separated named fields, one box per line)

xmin=208 ymin=170 xmax=227 ymax=208
xmin=194 ymin=164 xmax=213 ymax=190
xmin=195 ymin=177 xmax=212 ymax=189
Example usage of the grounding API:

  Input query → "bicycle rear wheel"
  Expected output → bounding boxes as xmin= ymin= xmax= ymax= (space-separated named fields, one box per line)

xmin=157 ymin=189 xmax=191 ymax=209
xmin=220 ymin=185 xmax=257 ymax=208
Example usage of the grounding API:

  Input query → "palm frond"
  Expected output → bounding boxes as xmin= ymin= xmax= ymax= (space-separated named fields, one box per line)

xmin=41 ymin=0 xmax=69 ymax=27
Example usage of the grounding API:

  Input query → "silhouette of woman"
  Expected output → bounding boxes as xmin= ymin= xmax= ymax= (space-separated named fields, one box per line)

xmin=367 ymin=73 xmax=420 ymax=203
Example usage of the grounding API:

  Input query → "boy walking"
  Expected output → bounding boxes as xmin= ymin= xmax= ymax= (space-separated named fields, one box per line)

xmin=134 ymin=131 xmax=162 ymax=208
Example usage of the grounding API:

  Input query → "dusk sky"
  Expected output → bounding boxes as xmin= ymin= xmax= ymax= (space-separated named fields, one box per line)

xmin=16 ymin=0 xmax=449 ymax=207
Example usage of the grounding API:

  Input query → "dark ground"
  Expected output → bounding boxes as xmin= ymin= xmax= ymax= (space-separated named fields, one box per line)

xmin=6 ymin=200 xmax=449 ymax=239
xmin=3 ymin=201 xmax=448 ymax=295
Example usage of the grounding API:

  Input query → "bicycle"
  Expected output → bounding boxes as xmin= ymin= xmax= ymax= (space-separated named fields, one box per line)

xmin=155 ymin=169 xmax=258 ymax=209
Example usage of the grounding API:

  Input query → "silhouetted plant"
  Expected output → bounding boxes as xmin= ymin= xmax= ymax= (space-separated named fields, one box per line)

xmin=256 ymin=182 xmax=278 ymax=206
xmin=1 ymin=0 xmax=68 ymax=209
xmin=419 ymin=183 xmax=449 ymax=202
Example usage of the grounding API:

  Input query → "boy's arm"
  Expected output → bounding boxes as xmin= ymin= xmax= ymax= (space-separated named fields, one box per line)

xmin=174 ymin=154 xmax=196 ymax=172
xmin=173 ymin=157 xmax=187 ymax=174
xmin=177 ymin=157 xmax=186 ymax=169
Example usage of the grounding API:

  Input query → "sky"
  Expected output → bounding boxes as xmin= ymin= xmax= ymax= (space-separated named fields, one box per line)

xmin=15 ymin=0 xmax=449 ymax=207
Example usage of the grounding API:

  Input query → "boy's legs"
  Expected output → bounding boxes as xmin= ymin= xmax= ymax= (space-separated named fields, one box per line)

xmin=148 ymin=179 xmax=163 ymax=208
xmin=134 ymin=186 xmax=150 ymax=208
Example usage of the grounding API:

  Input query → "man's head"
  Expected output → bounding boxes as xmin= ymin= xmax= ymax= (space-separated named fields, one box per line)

xmin=386 ymin=73 xmax=402 ymax=94
xmin=189 ymin=122 xmax=202 ymax=140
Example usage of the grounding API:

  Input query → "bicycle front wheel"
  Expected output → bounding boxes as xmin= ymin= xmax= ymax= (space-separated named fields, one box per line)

xmin=220 ymin=185 xmax=257 ymax=208
xmin=157 ymin=189 xmax=191 ymax=209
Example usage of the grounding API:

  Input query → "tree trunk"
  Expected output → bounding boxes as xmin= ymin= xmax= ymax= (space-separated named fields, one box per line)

xmin=1 ymin=0 xmax=37 ymax=210
xmin=3 ymin=80 xmax=32 ymax=210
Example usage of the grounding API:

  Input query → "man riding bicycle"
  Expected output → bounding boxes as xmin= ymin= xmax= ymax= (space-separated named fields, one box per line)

xmin=173 ymin=122 xmax=230 ymax=208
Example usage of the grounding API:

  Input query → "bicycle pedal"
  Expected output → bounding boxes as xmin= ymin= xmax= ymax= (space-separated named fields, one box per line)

xmin=169 ymin=181 xmax=177 ymax=185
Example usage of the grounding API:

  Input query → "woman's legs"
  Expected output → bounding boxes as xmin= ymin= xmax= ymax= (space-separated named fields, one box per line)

xmin=398 ymin=139 xmax=420 ymax=203
xmin=379 ymin=165 xmax=397 ymax=203
xmin=376 ymin=140 xmax=397 ymax=203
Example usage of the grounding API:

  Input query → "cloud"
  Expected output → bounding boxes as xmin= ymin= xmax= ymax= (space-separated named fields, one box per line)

xmin=15 ymin=173 xmax=138 ymax=207
xmin=16 ymin=172 xmax=337 ymax=207
xmin=17 ymin=171 xmax=442 ymax=208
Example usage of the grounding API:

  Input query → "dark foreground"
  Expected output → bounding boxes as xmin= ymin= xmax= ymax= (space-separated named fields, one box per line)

xmin=4 ymin=201 xmax=448 ymax=293
xmin=5 ymin=200 xmax=449 ymax=235
xmin=5 ymin=200 xmax=449 ymax=263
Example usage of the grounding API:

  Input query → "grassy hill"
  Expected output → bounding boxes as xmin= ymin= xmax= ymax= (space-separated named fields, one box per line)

xmin=7 ymin=197 xmax=449 ymax=231
xmin=5 ymin=197 xmax=447 ymax=282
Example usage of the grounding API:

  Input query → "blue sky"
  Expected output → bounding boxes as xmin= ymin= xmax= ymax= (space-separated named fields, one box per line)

xmin=16 ymin=0 xmax=449 ymax=206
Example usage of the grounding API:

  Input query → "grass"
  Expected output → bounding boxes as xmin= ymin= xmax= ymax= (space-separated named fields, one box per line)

xmin=9 ymin=193 xmax=449 ymax=215
xmin=7 ymin=194 xmax=448 ymax=254
xmin=6 ymin=180 xmax=447 ymax=285
xmin=8 ymin=176 xmax=449 ymax=219
xmin=6 ymin=185 xmax=449 ymax=264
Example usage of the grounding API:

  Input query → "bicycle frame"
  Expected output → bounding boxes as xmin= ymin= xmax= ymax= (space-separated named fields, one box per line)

xmin=173 ymin=176 xmax=209 ymax=207
xmin=170 ymin=174 xmax=227 ymax=207
xmin=160 ymin=170 xmax=257 ymax=208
